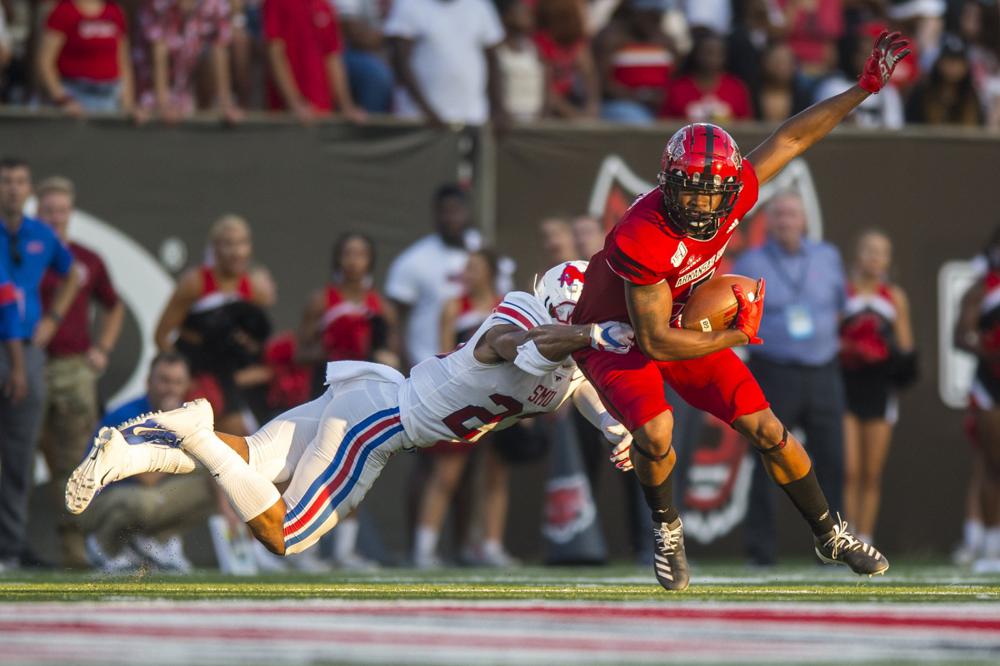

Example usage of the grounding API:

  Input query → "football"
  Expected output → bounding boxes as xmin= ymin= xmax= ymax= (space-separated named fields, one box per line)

xmin=680 ymin=274 xmax=760 ymax=332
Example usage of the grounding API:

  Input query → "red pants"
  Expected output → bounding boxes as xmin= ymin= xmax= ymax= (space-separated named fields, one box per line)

xmin=573 ymin=347 xmax=770 ymax=432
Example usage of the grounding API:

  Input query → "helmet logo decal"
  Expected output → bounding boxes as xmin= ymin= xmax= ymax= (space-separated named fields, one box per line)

xmin=558 ymin=263 xmax=586 ymax=288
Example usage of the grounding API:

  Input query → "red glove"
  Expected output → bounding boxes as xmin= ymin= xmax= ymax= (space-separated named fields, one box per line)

xmin=858 ymin=30 xmax=911 ymax=94
xmin=732 ymin=279 xmax=765 ymax=345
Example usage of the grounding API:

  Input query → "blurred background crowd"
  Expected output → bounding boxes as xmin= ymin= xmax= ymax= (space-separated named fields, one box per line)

xmin=5 ymin=153 xmax=994 ymax=577
xmin=0 ymin=0 xmax=996 ymax=128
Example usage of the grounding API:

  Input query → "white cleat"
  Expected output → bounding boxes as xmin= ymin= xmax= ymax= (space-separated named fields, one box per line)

xmin=413 ymin=553 xmax=444 ymax=570
xmin=972 ymin=557 xmax=1000 ymax=574
xmin=117 ymin=398 xmax=214 ymax=447
xmin=65 ymin=428 xmax=131 ymax=515
xmin=333 ymin=551 xmax=381 ymax=572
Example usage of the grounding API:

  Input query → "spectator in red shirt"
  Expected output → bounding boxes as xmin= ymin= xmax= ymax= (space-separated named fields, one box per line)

xmin=262 ymin=0 xmax=364 ymax=125
xmin=38 ymin=0 xmax=139 ymax=117
xmin=594 ymin=0 xmax=676 ymax=124
xmin=298 ymin=231 xmax=399 ymax=384
xmin=777 ymin=0 xmax=844 ymax=77
xmin=132 ymin=0 xmax=244 ymax=124
xmin=534 ymin=0 xmax=599 ymax=119
xmin=660 ymin=29 xmax=753 ymax=122
xmin=36 ymin=176 xmax=125 ymax=569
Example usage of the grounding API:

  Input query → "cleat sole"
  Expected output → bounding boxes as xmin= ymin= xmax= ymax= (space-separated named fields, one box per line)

xmin=65 ymin=428 xmax=115 ymax=515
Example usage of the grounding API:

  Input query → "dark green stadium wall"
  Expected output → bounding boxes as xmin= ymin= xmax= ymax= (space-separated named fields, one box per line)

xmin=6 ymin=115 xmax=995 ymax=560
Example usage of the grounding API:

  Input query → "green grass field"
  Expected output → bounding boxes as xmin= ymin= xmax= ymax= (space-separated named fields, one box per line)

xmin=3 ymin=563 xmax=999 ymax=665
xmin=2 ymin=562 xmax=998 ymax=603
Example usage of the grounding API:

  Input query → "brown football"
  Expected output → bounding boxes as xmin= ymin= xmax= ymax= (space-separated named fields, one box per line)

xmin=680 ymin=274 xmax=760 ymax=332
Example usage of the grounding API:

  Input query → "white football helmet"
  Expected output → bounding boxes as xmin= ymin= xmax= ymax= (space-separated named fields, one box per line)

xmin=534 ymin=260 xmax=589 ymax=324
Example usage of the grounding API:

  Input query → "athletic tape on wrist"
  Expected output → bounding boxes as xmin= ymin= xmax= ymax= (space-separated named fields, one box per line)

xmin=513 ymin=340 xmax=562 ymax=376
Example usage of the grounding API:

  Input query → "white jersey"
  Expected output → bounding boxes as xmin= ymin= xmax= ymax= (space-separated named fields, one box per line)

xmin=398 ymin=291 xmax=585 ymax=444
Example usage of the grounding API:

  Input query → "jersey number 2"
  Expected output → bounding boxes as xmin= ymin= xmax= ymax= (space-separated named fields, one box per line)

xmin=443 ymin=393 xmax=523 ymax=441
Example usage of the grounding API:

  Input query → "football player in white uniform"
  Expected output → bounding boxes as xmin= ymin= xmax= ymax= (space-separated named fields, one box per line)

xmin=66 ymin=262 xmax=635 ymax=557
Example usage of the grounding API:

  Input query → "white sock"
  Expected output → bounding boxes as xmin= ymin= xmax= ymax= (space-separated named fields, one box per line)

xmin=983 ymin=527 xmax=1000 ymax=558
xmin=480 ymin=539 xmax=504 ymax=557
xmin=125 ymin=445 xmax=197 ymax=477
xmin=965 ymin=519 xmax=985 ymax=548
xmin=334 ymin=517 xmax=360 ymax=560
xmin=413 ymin=526 xmax=440 ymax=559
xmin=183 ymin=430 xmax=280 ymax=521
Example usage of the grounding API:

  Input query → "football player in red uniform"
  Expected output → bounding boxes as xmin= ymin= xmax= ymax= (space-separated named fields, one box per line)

xmin=572 ymin=31 xmax=909 ymax=590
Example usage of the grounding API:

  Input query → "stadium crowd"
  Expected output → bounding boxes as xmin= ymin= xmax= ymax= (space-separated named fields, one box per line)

xmin=0 ymin=0 xmax=995 ymax=127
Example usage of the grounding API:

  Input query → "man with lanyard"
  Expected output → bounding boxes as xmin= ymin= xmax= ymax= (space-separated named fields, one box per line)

xmin=0 ymin=157 xmax=78 ymax=571
xmin=733 ymin=189 xmax=847 ymax=567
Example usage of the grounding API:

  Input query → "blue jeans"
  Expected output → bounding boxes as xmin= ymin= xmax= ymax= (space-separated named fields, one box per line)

xmin=343 ymin=50 xmax=393 ymax=114
xmin=62 ymin=78 xmax=120 ymax=113
xmin=601 ymin=99 xmax=655 ymax=125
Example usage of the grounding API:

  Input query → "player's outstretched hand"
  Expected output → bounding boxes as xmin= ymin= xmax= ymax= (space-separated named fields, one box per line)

xmin=732 ymin=279 xmax=765 ymax=345
xmin=590 ymin=321 xmax=635 ymax=354
xmin=858 ymin=30 xmax=911 ymax=94
xmin=609 ymin=438 xmax=633 ymax=472
xmin=601 ymin=411 xmax=633 ymax=471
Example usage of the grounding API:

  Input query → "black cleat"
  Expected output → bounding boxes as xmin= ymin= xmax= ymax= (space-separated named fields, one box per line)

xmin=652 ymin=517 xmax=690 ymax=591
xmin=815 ymin=515 xmax=889 ymax=577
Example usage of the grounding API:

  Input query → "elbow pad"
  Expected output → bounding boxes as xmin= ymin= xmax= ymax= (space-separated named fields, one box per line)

xmin=513 ymin=340 xmax=563 ymax=376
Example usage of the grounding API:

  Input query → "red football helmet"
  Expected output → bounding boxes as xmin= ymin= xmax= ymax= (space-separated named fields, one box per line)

xmin=657 ymin=123 xmax=744 ymax=240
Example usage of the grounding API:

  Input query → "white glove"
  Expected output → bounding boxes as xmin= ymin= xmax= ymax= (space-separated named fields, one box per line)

xmin=600 ymin=413 xmax=633 ymax=472
xmin=590 ymin=321 xmax=634 ymax=354
xmin=609 ymin=439 xmax=633 ymax=472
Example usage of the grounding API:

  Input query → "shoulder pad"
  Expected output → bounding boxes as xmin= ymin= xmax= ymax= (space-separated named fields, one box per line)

xmin=488 ymin=291 xmax=552 ymax=330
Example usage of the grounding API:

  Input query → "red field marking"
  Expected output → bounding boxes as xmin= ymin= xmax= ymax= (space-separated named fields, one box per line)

xmin=5 ymin=602 xmax=999 ymax=634
xmin=0 ymin=619 xmax=759 ymax=656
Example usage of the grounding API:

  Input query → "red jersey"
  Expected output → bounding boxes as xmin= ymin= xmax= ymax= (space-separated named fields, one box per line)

xmin=263 ymin=0 xmax=343 ymax=112
xmin=573 ymin=160 xmax=760 ymax=326
xmin=659 ymin=74 xmax=753 ymax=122
xmin=46 ymin=0 xmax=127 ymax=82
xmin=41 ymin=242 xmax=119 ymax=357
xmin=610 ymin=43 xmax=674 ymax=90
xmin=533 ymin=31 xmax=584 ymax=97
xmin=321 ymin=285 xmax=383 ymax=361
xmin=777 ymin=0 xmax=844 ymax=68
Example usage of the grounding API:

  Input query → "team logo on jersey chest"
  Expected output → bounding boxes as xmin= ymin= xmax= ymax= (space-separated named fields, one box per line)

xmin=670 ymin=242 xmax=688 ymax=268
xmin=528 ymin=384 xmax=558 ymax=407
xmin=675 ymin=241 xmax=730 ymax=288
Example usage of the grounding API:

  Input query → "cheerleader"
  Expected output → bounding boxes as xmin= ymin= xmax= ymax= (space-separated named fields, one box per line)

xmin=840 ymin=230 xmax=916 ymax=546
